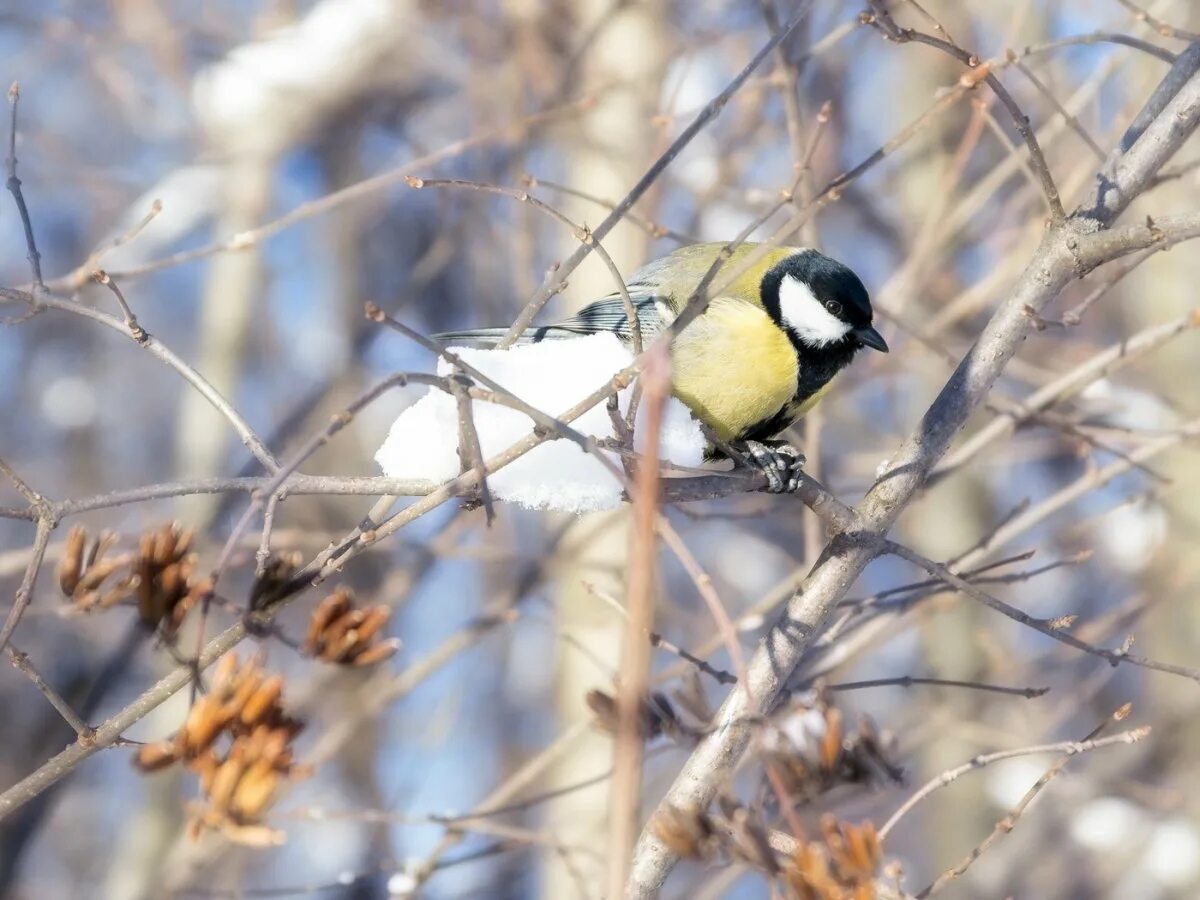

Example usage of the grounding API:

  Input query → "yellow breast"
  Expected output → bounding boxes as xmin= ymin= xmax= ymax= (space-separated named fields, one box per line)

xmin=668 ymin=297 xmax=799 ymax=442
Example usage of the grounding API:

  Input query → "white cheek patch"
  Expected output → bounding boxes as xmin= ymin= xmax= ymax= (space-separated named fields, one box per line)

xmin=778 ymin=275 xmax=852 ymax=347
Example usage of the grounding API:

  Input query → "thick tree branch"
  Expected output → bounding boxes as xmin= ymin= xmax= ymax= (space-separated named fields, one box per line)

xmin=626 ymin=40 xmax=1200 ymax=898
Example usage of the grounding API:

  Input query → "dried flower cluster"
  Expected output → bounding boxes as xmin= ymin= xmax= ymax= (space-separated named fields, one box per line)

xmin=653 ymin=800 xmax=886 ymax=900
xmin=762 ymin=694 xmax=903 ymax=802
xmin=783 ymin=817 xmax=885 ymax=900
xmin=134 ymin=653 xmax=308 ymax=846
xmin=249 ymin=551 xmax=302 ymax=612
xmin=56 ymin=523 xmax=210 ymax=633
xmin=585 ymin=688 xmax=697 ymax=741
xmin=131 ymin=523 xmax=211 ymax=631
xmin=301 ymin=587 xmax=400 ymax=666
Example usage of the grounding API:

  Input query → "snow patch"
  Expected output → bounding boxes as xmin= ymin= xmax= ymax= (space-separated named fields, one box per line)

xmin=375 ymin=333 xmax=706 ymax=514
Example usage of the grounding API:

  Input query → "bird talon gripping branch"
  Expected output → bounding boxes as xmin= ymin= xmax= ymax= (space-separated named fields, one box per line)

xmin=735 ymin=439 xmax=806 ymax=494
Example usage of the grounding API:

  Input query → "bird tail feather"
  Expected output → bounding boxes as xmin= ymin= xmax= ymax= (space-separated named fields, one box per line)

xmin=432 ymin=325 xmax=589 ymax=347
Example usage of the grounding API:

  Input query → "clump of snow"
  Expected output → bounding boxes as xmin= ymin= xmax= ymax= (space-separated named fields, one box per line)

xmin=1140 ymin=818 xmax=1200 ymax=888
xmin=374 ymin=333 xmax=706 ymax=514
xmin=1094 ymin=498 xmax=1168 ymax=574
xmin=1069 ymin=796 xmax=1147 ymax=851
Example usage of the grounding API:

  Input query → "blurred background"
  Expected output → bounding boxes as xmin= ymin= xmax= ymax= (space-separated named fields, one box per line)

xmin=1 ymin=1 xmax=1199 ymax=897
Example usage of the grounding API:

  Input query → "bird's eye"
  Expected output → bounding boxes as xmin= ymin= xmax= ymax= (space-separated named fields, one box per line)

xmin=825 ymin=300 xmax=843 ymax=316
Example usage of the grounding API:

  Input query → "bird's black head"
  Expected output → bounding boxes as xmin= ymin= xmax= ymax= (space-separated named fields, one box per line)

xmin=760 ymin=249 xmax=888 ymax=353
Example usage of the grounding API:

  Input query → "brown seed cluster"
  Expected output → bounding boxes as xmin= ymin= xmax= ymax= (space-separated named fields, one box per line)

xmin=131 ymin=523 xmax=211 ymax=631
xmin=249 ymin=551 xmax=303 ymax=612
xmin=134 ymin=653 xmax=308 ymax=846
xmin=301 ymin=588 xmax=400 ymax=666
xmin=652 ymin=801 xmax=885 ymax=900
xmin=762 ymin=695 xmax=902 ymax=802
xmin=56 ymin=524 xmax=210 ymax=633
xmin=585 ymin=688 xmax=692 ymax=741
xmin=783 ymin=818 xmax=884 ymax=900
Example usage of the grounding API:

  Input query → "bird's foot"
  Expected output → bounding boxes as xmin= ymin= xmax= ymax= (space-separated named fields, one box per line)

xmin=733 ymin=440 xmax=806 ymax=493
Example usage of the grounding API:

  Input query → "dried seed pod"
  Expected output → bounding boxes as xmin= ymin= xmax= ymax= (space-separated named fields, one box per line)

xmin=303 ymin=588 xmax=398 ymax=667
xmin=585 ymin=689 xmax=678 ymax=740
xmin=819 ymin=707 xmax=843 ymax=773
xmin=843 ymin=821 xmax=881 ymax=878
xmin=210 ymin=652 xmax=241 ymax=695
xmin=192 ymin=750 xmax=221 ymax=795
xmin=58 ymin=527 xmax=132 ymax=612
xmin=179 ymin=695 xmax=232 ymax=756
xmin=131 ymin=523 xmax=200 ymax=631
xmin=249 ymin=551 xmax=302 ymax=611
xmin=303 ymin=589 xmax=353 ymax=654
xmin=783 ymin=843 xmax=842 ymax=900
xmin=726 ymin=806 xmax=779 ymax=875
xmin=350 ymin=638 xmax=401 ymax=667
xmin=219 ymin=821 xmax=286 ymax=848
xmin=207 ymin=754 xmax=246 ymax=813
xmin=651 ymin=804 xmax=716 ymax=861
xmin=239 ymin=676 xmax=283 ymax=728
xmin=231 ymin=759 xmax=279 ymax=819
xmin=352 ymin=604 xmax=392 ymax=646
xmin=322 ymin=608 xmax=367 ymax=662
xmin=224 ymin=668 xmax=264 ymax=719
xmin=133 ymin=741 xmax=180 ymax=772
xmin=58 ymin=526 xmax=88 ymax=595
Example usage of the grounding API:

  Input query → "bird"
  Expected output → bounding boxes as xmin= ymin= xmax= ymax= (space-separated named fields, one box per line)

xmin=434 ymin=242 xmax=887 ymax=493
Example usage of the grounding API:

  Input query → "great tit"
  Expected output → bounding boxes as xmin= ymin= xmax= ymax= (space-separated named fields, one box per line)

xmin=435 ymin=242 xmax=887 ymax=492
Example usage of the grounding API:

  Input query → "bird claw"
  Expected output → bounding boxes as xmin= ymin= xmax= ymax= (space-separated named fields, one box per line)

xmin=735 ymin=440 xmax=806 ymax=493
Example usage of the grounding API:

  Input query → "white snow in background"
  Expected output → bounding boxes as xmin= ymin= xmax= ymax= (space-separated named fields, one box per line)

xmin=1070 ymin=796 xmax=1147 ymax=851
xmin=193 ymin=0 xmax=419 ymax=156
xmin=983 ymin=758 xmax=1046 ymax=808
xmin=1077 ymin=378 xmax=1176 ymax=431
xmin=1140 ymin=819 xmax=1200 ymax=888
xmin=375 ymin=333 xmax=706 ymax=514
xmin=41 ymin=375 xmax=97 ymax=430
xmin=1094 ymin=499 xmax=1169 ymax=574
xmin=99 ymin=166 xmax=224 ymax=273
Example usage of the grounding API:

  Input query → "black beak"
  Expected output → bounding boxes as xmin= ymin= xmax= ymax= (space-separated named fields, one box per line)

xmin=853 ymin=325 xmax=889 ymax=353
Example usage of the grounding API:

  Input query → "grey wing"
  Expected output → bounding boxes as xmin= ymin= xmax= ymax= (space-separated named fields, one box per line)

xmin=547 ymin=290 xmax=669 ymax=343
xmin=434 ymin=278 xmax=672 ymax=347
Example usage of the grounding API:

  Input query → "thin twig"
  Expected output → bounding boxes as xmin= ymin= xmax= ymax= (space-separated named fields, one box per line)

xmin=0 ymin=456 xmax=42 ymax=508
xmin=885 ymin=540 xmax=1200 ymax=684
xmin=0 ymin=518 xmax=53 ymax=655
xmin=1 ymin=287 xmax=279 ymax=471
xmin=6 ymin=643 xmax=92 ymax=738
xmin=865 ymin=0 xmax=1067 ymax=222
xmin=67 ymin=96 xmax=600 ymax=290
xmin=91 ymin=270 xmax=146 ymax=343
xmin=407 ymin=176 xmax=644 ymax=355
xmin=449 ymin=371 xmax=495 ymax=525
xmin=1011 ymin=56 xmax=1106 ymax=161
xmin=918 ymin=704 xmax=1134 ymax=896
xmin=877 ymin=726 xmax=1151 ymax=841
xmin=827 ymin=676 xmax=1049 ymax=699
xmin=5 ymin=83 xmax=44 ymax=290
xmin=1113 ymin=0 xmax=1200 ymax=42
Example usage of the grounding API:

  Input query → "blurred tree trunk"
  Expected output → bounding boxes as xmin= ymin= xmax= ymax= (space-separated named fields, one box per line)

xmin=175 ymin=160 xmax=270 ymax=525
xmin=173 ymin=0 xmax=424 ymax=523
xmin=541 ymin=1 xmax=665 ymax=892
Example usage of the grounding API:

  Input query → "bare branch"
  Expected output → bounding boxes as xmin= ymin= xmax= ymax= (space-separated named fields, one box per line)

xmin=877 ymin=727 xmax=1151 ymax=842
